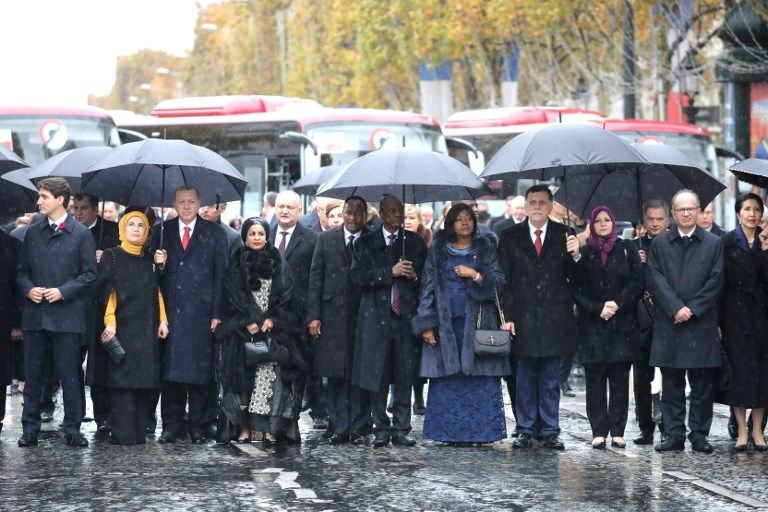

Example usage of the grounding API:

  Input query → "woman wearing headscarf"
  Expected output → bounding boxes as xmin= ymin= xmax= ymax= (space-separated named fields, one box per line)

xmin=574 ymin=205 xmax=642 ymax=449
xmin=412 ymin=203 xmax=510 ymax=445
xmin=95 ymin=210 xmax=169 ymax=445
xmin=216 ymin=217 xmax=308 ymax=446
xmin=718 ymin=193 xmax=768 ymax=451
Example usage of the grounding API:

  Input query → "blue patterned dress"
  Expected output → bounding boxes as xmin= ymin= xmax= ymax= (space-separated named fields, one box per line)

xmin=422 ymin=244 xmax=506 ymax=443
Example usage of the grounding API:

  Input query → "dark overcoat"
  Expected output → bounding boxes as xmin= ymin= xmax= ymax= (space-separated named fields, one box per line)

xmin=717 ymin=229 xmax=768 ymax=406
xmin=306 ymin=226 xmax=368 ymax=379
xmin=216 ymin=219 xmax=244 ymax=257
xmin=152 ymin=216 xmax=228 ymax=385
xmin=498 ymin=221 xmax=578 ymax=358
xmin=17 ymin=214 xmax=96 ymax=334
xmin=574 ymin=239 xmax=643 ymax=364
xmin=411 ymin=231 xmax=511 ymax=378
xmin=0 ymin=231 xmax=20 ymax=386
xmin=90 ymin=216 xmax=120 ymax=251
xmin=350 ymin=228 xmax=427 ymax=391
xmin=269 ymin=222 xmax=318 ymax=337
xmin=648 ymin=226 xmax=724 ymax=369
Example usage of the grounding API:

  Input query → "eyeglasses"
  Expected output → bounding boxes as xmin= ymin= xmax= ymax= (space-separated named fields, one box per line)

xmin=673 ymin=207 xmax=699 ymax=214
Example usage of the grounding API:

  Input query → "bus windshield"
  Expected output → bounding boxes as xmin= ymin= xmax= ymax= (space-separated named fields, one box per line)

xmin=611 ymin=131 xmax=718 ymax=174
xmin=0 ymin=115 xmax=120 ymax=168
xmin=306 ymin=122 xmax=446 ymax=167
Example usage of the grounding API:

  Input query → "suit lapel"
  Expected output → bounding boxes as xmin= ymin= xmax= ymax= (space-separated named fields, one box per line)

xmin=284 ymin=225 xmax=302 ymax=260
xmin=332 ymin=228 xmax=350 ymax=264
xmin=168 ymin=218 xmax=183 ymax=254
xmin=516 ymin=223 xmax=539 ymax=261
xmin=182 ymin=219 xmax=203 ymax=259
xmin=541 ymin=223 xmax=560 ymax=257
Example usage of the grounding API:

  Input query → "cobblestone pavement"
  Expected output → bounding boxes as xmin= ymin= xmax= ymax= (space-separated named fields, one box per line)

xmin=1 ymin=379 xmax=766 ymax=511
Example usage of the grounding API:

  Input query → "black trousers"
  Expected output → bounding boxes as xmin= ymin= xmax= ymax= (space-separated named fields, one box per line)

xmin=632 ymin=334 xmax=655 ymax=434
xmin=0 ymin=387 xmax=5 ymax=425
xmin=305 ymin=374 xmax=328 ymax=421
xmin=585 ymin=362 xmax=631 ymax=438
xmin=560 ymin=353 xmax=574 ymax=384
xmin=78 ymin=346 xmax=110 ymax=422
xmin=326 ymin=378 xmax=371 ymax=436
xmin=661 ymin=367 xmax=713 ymax=441
xmin=110 ymin=388 xmax=153 ymax=445
xmin=161 ymin=382 xmax=209 ymax=437
xmin=370 ymin=314 xmax=411 ymax=434
xmin=22 ymin=331 xmax=82 ymax=435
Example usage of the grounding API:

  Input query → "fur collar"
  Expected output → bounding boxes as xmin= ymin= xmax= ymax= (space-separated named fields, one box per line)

xmin=432 ymin=230 xmax=495 ymax=261
xmin=237 ymin=245 xmax=282 ymax=291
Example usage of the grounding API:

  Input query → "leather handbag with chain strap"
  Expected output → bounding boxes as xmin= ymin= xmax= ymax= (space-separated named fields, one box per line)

xmin=473 ymin=289 xmax=512 ymax=356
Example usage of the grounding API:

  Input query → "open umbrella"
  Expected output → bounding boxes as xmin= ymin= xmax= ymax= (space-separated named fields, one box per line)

xmin=292 ymin=165 xmax=343 ymax=195
xmin=0 ymin=146 xmax=37 ymax=216
xmin=21 ymin=147 xmax=113 ymax=192
xmin=552 ymin=142 xmax=725 ymax=232
xmin=729 ymin=158 xmax=768 ymax=188
xmin=316 ymin=149 xmax=491 ymax=203
xmin=80 ymin=138 xmax=247 ymax=248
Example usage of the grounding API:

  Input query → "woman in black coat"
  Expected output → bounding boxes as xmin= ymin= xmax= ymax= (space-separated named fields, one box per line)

xmin=97 ymin=211 xmax=169 ymax=445
xmin=719 ymin=193 xmax=768 ymax=451
xmin=216 ymin=217 xmax=308 ymax=446
xmin=0 ymin=230 xmax=20 ymax=433
xmin=574 ymin=206 xmax=642 ymax=449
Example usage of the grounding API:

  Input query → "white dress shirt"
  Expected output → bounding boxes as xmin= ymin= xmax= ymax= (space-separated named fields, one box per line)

xmin=528 ymin=220 xmax=549 ymax=244
xmin=344 ymin=227 xmax=362 ymax=246
xmin=49 ymin=213 xmax=68 ymax=229
xmin=276 ymin=224 xmax=297 ymax=248
xmin=179 ymin=217 xmax=197 ymax=239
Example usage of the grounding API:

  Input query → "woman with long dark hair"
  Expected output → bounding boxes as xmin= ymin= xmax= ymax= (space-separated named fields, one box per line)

xmin=216 ymin=217 xmax=309 ymax=445
xmin=413 ymin=203 xmax=510 ymax=445
xmin=574 ymin=205 xmax=642 ymax=449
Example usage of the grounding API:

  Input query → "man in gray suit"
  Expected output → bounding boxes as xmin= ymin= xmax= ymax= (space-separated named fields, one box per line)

xmin=648 ymin=189 xmax=724 ymax=453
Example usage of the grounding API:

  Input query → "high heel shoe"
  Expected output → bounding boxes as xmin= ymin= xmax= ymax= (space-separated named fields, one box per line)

xmin=734 ymin=442 xmax=749 ymax=452
xmin=611 ymin=437 xmax=626 ymax=449
xmin=592 ymin=437 xmax=606 ymax=449
xmin=262 ymin=433 xmax=277 ymax=447
xmin=751 ymin=433 xmax=767 ymax=451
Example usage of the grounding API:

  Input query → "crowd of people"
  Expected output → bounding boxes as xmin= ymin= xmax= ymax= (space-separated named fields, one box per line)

xmin=2 ymin=176 xmax=767 ymax=454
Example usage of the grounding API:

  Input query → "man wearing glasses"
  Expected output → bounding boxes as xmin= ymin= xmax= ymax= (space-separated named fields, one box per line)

xmin=647 ymin=190 xmax=724 ymax=453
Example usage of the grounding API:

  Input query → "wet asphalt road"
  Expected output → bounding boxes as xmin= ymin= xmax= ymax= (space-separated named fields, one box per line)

xmin=1 ymin=380 xmax=766 ymax=511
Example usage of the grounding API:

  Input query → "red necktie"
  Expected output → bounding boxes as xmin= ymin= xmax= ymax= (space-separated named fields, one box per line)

xmin=278 ymin=231 xmax=288 ymax=256
xmin=388 ymin=234 xmax=402 ymax=316
xmin=182 ymin=226 xmax=191 ymax=251
xmin=534 ymin=229 xmax=543 ymax=256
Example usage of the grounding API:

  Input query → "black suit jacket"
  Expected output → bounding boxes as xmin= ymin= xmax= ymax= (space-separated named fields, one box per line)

xmin=216 ymin=219 xmax=244 ymax=257
xmin=18 ymin=214 xmax=97 ymax=334
xmin=498 ymin=221 xmax=578 ymax=358
xmin=270 ymin=222 xmax=318 ymax=334
xmin=299 ymin=210 xmax=322 ymax=233
xmin=89 ymin=216 xmax=120 ymax=251
xmin=709 ymin=223 xmax=727 ymax=238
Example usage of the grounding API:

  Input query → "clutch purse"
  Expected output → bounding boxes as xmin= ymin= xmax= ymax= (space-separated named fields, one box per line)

xmin=244 ymin=334 xmax=273 ymax=366
xmin=474 ymin=289 xmax=511 ymax=356
xmin=103 ymin=335 xmax=126 ymax=365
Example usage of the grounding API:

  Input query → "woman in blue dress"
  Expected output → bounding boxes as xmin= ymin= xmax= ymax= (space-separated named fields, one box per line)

xmin=412 ymin=203 xmax=511 ymax=445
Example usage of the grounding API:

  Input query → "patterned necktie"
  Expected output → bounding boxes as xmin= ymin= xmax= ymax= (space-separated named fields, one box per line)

xmin=534 ymin=229 xmax=543 ymax=256
xmin=388 ymin=234 xmax=402 ymax=316
xmin=278 ymin=231 xmax=288 ymax=256
xmin=181 ymin=226 xmax=191 ymax=251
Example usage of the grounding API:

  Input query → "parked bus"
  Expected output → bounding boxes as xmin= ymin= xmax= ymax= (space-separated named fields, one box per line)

xmin=114 ymin=95 xmax=447 ymax=217
xmin=444 ymin=106 xmax=737 ymax=226
xmin=0 ymin=105 xmax=121 ymax=168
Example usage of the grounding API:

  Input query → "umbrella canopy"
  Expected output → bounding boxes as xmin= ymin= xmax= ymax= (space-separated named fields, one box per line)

xmin=480 ymin=123 xmax=648 ymax=181
xmin=22 ymin=147 xmax=113 ymax=193
xmin=0 ymin=147 xmax=37 ymax=216
xmin=729 ymin=158 xmax=768 ymax=188
xmin=292 ymin=165 xmax=343 ymax=195
xmin=552 ymin=142 xmax=726 ymax=222
xmin=80 ymin=138 xmax=247 ymax=207
xmin=316 ymin=149 xmax=491 ymax=203
xmin=0 ymin=144 xmax=29 ymax=173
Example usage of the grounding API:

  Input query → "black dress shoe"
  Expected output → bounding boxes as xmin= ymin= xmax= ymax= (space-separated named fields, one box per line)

xmin=543 ymin=435 xmax=565 ymax=450
xmin=82 ymin=416 xmax=94 ymax=423
xmin=96 ymin=421 xmax=111 ymax=433
xmin=41 ymin=410 xmax=54 ymax=423
xmin=349 ymin=434 xmax=366 ymax=445
xmin=329 ymin=433 xmax=350 ymax=445
xmin=690 ymin=437 xmax=713 ymax=453
xmin=190 ymin=434 xmax=207 ymax=445
xmin=18 ymin=434 xmax=38 ymax=447
xmin=65 ymin=432 xmax=89 ymax=447
xmin=312 ymin=418 xmax=329 ymax=430
xmin=391 ymin=433 xmax=416 ymax=447
xmin=560 ymin=382 xmax=576 ymax=398
xmin=512 ymin=433 xmax=533 ymax=449
xmin=727 ymin=421 xmax=739 ymax=440
xmin=509 ymin=428 xmax=520 ymax=438
xmin=413 ymin=402 xmax=426 ymax=416
xmin=372 ymin=431 xmax=390 ymax=448
xmin=654 ymin=437 xmax=685 ymax=452
xmin=611 ymin=438 xmax=626 ymax=449
xmin=633 ymin=431 xmax=654 ymax=445
xmin=733 ymin=442 xmax=749 ymax=452
xmin=205 ymin=424 xmax=218 ymax=439
xmin=157 ymin=431 xmax=176 ymax=444
xmin=146 ymin=417 xmax=157 ymax=434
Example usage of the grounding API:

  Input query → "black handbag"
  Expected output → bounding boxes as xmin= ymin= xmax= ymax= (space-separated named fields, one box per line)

xmin=103 ymin=335 xmax=126 ymax=365
xmin=714 ymin=341 xmax=733 ymax=396
xmin=636 ymin=291 xmax=656 ymax=331
xmin=244 ymin=333 xmax=273 ymax=367
xmin=473 ymin=289 xmax=511 ymax=356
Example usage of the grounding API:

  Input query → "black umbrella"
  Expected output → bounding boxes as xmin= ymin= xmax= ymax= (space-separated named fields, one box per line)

xmin=80 ymin=139 xmax=247 ymax=248
xmin=552 ymin=142 xmax=725 ymax=230
xmin=0 ymin=146 xmax=37 ymax=216
xmin=19 ymin=147 xmax=113 ymax=193
xmin=729 ymin=158 xmax=768 ymax=188
xmin=292 ymin=165 xmax=343 ymax=195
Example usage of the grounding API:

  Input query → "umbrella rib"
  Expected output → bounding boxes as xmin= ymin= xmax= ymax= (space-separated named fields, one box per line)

xmin=126 ymin=163 xmax=147 ymax=205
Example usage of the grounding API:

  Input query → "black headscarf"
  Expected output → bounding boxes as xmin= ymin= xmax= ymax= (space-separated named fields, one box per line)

xmin=241 ymin=216 xmax=271 ymax=244
xmin=239 ymin=216 xmax=279 ymax=291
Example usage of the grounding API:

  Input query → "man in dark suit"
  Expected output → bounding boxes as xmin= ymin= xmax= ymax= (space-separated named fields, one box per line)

xmin=17 ymin=178 xmax=97 ymax=447
xmin=307 ymin=196 xmax=370 ymax=444
xmin=649 ymin=190 xmax=724 ymax=453
xmin=200 ymin=203 xmax=243 ymax=257
xmin=631 ymin=199 xmax=670 ymax=445
xmin=152 ymin=186 xmax=228 ymax=444
xmin=498 ymin=184 xmax=581 ymax=450
xmin=72 ymin=192 xmax=120 ymax=432
xmin=270 ymin=191 xmax=327 ymax=429
xmin=300 ymin=196 xmax=330 ymax=233
xmin=350 ymin=195 xmax=427 ymax=447
xmin=491 ymin=195 xmax=526 ymax=234
xmin=696 ymin=202 xmax=727 ymax=237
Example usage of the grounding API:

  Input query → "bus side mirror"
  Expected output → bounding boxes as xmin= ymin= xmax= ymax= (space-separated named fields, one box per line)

xmin=446 ymin=137 xmax=485 ymax=175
